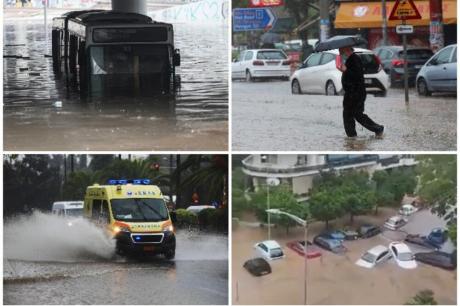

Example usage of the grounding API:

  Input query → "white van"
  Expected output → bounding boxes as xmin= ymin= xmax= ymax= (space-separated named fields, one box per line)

xmin=52 ymin=201 xmax=84 ymax=217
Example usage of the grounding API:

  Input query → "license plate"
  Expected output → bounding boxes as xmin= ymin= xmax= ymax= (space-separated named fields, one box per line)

xmin=364 ymin=79 xmax=372 ymax=84
xmin=266 ymin=61 xmax=279 ymax=65
xmin=143 ymin=246 xmax=155 ymax=251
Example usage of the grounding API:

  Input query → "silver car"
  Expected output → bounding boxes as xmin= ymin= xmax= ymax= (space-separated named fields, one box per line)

xmin=416 ymin=44 xmax=457 ymax=96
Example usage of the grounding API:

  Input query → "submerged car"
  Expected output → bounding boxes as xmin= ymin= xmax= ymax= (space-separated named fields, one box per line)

xmin=415 ymin=251 xmax=456 ymax=270
xmin=358 ymin=224 xmax=381 ymax=238
xmin=291 ymin=48 xmax=388 ymax=96
xmin=339 ymin=228 xmax=359 ymax=240
xmin=416 ymin=44 xmax=457 ymax=96
xmin=321 ymin=230 xmax=346 ymax=241
xmin=232 ymin=49 xmax=291 ymax=81
xmin=286 ymin=240 xmax=322 ymax=259
xmin=384 ymin=216 xmax=408 ymax=230
xmin=254 ymin=240 xmax=285 ymax=260
xmin=399 ymin=204 xmax=419 ymax=216
xmin=313 ymin=235 xmax=347 ymax=254
xmin=405 ymin=228 xmax=448 ymax=250
xmin=243 ymin=257 xmax=272 ymax=276
xmin=389 ymin=242 xmax=417 ymax=269
xmin=355 ymin=245 xmax=392 ymax=268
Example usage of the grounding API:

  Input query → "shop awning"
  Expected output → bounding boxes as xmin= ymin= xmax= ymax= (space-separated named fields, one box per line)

xmin=335 ymin=0 xmax=457 ymax=28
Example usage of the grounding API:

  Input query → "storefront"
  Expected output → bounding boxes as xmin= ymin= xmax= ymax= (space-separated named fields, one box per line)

xmin=334 ymin=0 xmax=457 ymax=49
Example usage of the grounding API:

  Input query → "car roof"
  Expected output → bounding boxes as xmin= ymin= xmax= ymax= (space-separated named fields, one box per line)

xmin=391 ymin=242 xmax=411 ymax=253
xmin=260 ymin=240 xmax=281 ymax=249
xmin=368 ymin=245 xmax=388 ymax=255
xmin=321 ymin=47 xmax=372 ymax=55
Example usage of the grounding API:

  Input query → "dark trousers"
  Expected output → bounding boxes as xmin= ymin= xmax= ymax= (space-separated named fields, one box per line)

xmin=343 ymin=91 xmax=382 ymax=137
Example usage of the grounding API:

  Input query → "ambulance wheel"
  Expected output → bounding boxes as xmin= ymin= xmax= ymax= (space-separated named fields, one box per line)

xmin=164 ymin=248 xmax=175 ymax=260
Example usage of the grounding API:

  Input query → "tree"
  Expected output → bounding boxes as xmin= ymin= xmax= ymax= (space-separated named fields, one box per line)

xmin=340 ymin=184 xmax=375 ymax=224
xmin=232 ymin=167 xmax=247 ymax=218
xmin=405 ymin=290 xmax=437 ymax=305
xmin=89 ymin=155 xmax=115 ymax=171
xmin=308 ymin=190 xmax=344 ymax=229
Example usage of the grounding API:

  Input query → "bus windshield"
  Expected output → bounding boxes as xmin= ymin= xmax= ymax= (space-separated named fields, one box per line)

xmin=111 ymin=198 xmax=169 ymax=222
xmin=90 ymin=45 xmax=169 ymax=75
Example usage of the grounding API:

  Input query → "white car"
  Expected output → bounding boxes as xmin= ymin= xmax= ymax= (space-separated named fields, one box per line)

xmin=290 ymin=48 xmax=389 ymax=96
xmin=399 ymin=204 xmax=419 ymax=216
xmin=355 ymin=245 xmax=392 ymax=268
xmin=232 ymin=49 xmax=291 ymax=82
xmin=389 ymin=242 xmax=417 ymax=269
xmin=384 ymin=215 xmax=408 ymax=230
xmin=254 ymin=240 xmax=285 ymax=260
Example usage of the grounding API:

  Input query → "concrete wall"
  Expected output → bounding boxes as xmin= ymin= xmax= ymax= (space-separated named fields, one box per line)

xmin=292 ymin=176 xmax=313 ymax=195
xmin=150 ymin=0 xmax=228 ymax=25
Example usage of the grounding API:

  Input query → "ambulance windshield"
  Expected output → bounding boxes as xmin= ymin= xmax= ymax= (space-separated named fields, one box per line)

xmin=111 ymin=198 xmax=169 ymax=222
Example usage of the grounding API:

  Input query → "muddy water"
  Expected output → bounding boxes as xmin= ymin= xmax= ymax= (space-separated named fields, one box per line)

xmin=232 ymin=207 xmax=456 ymax=305
xmin=3 ymin=18 xmax=228 ymax=150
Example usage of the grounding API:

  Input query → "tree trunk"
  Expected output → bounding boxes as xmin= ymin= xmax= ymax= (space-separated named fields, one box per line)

xmin=325 ymin=220 xmax=329 ymax=229
xmin=350 ymin=213 xmax=354 ymax=224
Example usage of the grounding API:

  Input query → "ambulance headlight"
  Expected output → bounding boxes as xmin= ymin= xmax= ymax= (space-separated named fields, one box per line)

xmin=113 ymin=226 xmax=130 ymax=233
xmin=163 ymin=224 xmax=174 ymax=232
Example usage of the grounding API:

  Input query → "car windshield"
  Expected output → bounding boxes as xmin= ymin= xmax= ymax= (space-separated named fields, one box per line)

xmin=66 ymin=208 xmax=83 ymax=217
xmin=257 ymin=51 xmax=287 ymax=60
xmin=270 ymin=247 xmax=284 ymax=258
xmin=90 ymin=45 xmax=169 ymax=75
xmin=399 ymin=49 xmax=433 ymax=60
xmin=398 ymin=252 xmax=414 ymax=261
xmin=362 ymin=252 xmax=376 ymax=263
xmin=111 ymin=198 xmax=169 ymax=222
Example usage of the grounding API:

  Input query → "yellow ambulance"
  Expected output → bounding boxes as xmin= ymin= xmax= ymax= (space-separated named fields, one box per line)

xmin=84 ymin=179 xmax=176 ymax=259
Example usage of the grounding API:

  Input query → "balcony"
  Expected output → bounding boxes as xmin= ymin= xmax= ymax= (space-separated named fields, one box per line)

xmin=242 ymin=155 xmax=325 ymax=176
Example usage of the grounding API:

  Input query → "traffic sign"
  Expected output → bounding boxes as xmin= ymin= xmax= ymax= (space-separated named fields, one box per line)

xmin=249 ymin=0 xmax=284 ymax=8
xmin=389 ymin=0 xmax=422 ymax=20
xmin=396 ymin=24 xmax=414 ymax=34
xmin=232 ymin=8 xmax=277 ymax=32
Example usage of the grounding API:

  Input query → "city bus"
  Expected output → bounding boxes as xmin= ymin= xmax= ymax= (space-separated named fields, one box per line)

xmin=84 ymin=179 xmax=176 ymax=259
xmin=52 ymin=10 xmax=181 ymax=96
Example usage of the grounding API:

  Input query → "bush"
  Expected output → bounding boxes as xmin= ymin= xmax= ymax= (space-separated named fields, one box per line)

xmin=175 ymin=209 xmax=198 ymax=227
xmin=198 ymin=208 xmax=218 ymax=229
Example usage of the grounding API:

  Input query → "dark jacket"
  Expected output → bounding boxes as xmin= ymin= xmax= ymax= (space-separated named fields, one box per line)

xmin=341 ymin=52 xmax=365 ymax=94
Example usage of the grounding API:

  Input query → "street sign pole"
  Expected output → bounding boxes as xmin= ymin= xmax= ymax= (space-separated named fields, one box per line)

xmin=402 ymin=19 xmax=409 ymax=103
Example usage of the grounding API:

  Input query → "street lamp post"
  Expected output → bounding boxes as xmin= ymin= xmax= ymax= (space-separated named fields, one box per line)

xmin=265 ymin=178 xmax=280 ymax=240
xmin=266 ymin=208 xmax=308 ymax=305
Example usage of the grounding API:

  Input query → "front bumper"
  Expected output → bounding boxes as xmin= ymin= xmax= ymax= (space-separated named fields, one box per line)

xmin=115 ymin=231 xmax=176 ymax=254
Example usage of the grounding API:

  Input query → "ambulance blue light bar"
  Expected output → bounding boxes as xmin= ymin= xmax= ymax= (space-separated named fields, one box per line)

xmin=108 ymin=179 xmax=151 ymax=185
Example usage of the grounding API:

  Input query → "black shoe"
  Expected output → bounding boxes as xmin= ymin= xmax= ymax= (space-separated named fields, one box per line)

xmin=375 ymin=126 xmax=384 ymax=138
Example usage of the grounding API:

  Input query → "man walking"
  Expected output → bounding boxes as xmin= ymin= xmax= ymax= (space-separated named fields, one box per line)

xmin=339 ymin=46 xmax=384 ymax=138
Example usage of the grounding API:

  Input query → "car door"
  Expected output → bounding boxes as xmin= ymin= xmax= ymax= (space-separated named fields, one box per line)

xmin=425 ymin=46 xmax=454 ymax=90
xmin=444 ymin=46 xmax=457 ymax=91
xmin=232 ymin=51 xmax=245 ymax=78
xmin=298 ymin=53 xmax=323 ymax=93
xmin=242 ymin=51 xmax=254 ymax=76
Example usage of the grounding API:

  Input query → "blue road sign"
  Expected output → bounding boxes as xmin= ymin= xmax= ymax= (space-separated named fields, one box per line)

xmin=232 ymin=8 xmax=277 ymax=32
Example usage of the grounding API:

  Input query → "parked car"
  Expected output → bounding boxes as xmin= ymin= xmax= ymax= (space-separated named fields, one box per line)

xmin=415 ymin=251 xmax=456 ymax=270
xmin=358 ymin=224 xmax=381 ymax=238
xmin=389 ymin=241 xmax=417 ymax=269
xmin=338 ymin=228 xmax=359 ymax=240
xmin=243 ymin=257 xmax=272 ymax=276
xmin=384 ymin=215 xmax=408 ymax=230
xmin=232 ymin=49 xmax=291 ymax=81
xmin=405 ymin=228 xmax=448 ymax=250
xmin=399 ymin=204 xmax=419 ymax=216
xmin=290 ymin=48 xmax=389 ymax=97
xmin=416 ymin=44 xmax=457 ymax=96
xmin=286 ymin=240 xmax=322 ymax=259
xmin=254 ymin=240 xmax=285 ymax=260
xmin=321 ymin=230 xmax=346 ymax=241
xmin=355 ymin=245 xmax=392 ymax=268
xmin=373 ymin=46 xmax=433 ymax=87
xmin=313 ymin=235 xmax=347 ymax=254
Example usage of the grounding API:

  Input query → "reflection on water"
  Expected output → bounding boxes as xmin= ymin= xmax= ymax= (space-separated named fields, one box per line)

xmin=3 ymin=20 xmax=228 ymax=150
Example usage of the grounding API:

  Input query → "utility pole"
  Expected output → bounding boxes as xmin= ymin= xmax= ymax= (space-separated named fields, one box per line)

xmin=382 ymin=0 xmax=388 ymax=45
xmin=319 ymin=0 xmax=331 ymax=41
xmin=429 ymin=0 xmax=444 ymax=52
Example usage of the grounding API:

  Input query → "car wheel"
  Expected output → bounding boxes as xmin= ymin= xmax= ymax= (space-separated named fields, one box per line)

xmin=417 ymin=78 xmax=431 ymax=96
xmin=245 ymin=70 xmax=253 ymax=82
xmin=164 ymin=248 xmax=175 ymax=260
xmin=325 ymin=81 xmax=337 ymax=96
xmin=292 ymin=79 xmax=302 ymax=94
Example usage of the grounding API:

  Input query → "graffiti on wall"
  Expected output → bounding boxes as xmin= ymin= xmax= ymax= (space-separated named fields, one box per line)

xmin=150 ymin=0 xmax=228 ymax=25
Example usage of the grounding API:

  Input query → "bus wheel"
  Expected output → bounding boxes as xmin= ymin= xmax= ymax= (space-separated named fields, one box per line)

xmin=164 ymin=248 xmax=175 ymax=260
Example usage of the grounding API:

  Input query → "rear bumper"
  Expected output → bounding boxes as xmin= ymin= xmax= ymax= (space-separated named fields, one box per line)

xmin=252 ymin=69 xmax=291 ymax=78
xmin=115 ymin=231 xmax=176 ymax=254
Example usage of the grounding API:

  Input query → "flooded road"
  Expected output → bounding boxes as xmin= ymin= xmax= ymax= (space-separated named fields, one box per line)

xmin=4 ymin=213 xmax=228 ymax=304
xmin=232 ymin=207 xmax=456 ymax=305
xmin=3 ymin=15 xmax=228 ymax=150
xmin=232 ymin=81 xmax=456 ymax=151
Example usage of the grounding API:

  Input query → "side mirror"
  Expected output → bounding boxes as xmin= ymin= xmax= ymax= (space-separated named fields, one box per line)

xmin=170 ymin=211 xmax=177 ymax=224
xmin=173 ymin=49 xmax=180 ymax=67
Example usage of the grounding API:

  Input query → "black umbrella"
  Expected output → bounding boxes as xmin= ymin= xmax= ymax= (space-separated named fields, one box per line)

xmin=315 ymin=35 xmax=368 ymax=52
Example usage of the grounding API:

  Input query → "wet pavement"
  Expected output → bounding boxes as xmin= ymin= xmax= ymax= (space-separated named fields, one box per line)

xmin=232 ymin=207 xmax=456 ymax=305
xmin=4 ymin=231 xmax=228 ymax=305
xmin=3 ymin=13 xmax=228 ymax=150
xmin=232 ymin=81 xmax=456 ymax=151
